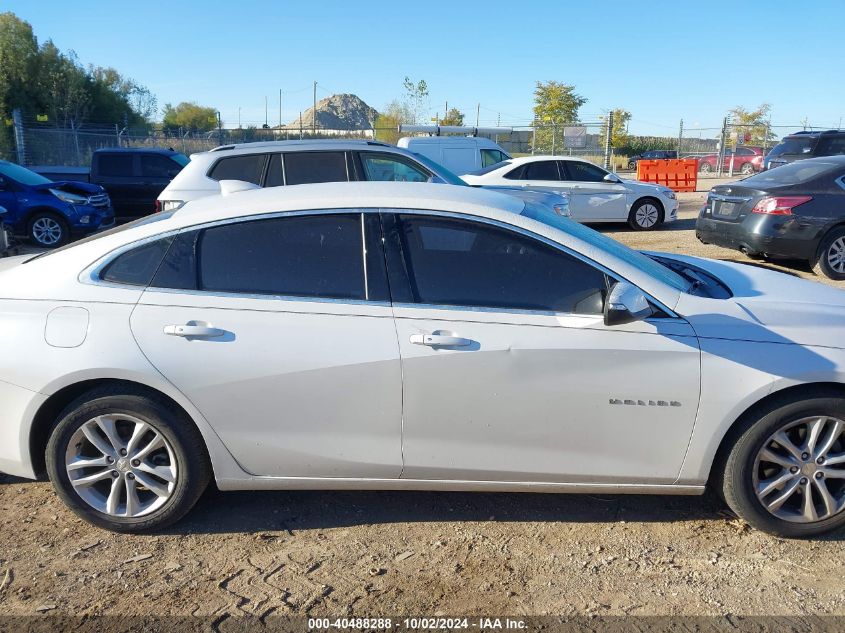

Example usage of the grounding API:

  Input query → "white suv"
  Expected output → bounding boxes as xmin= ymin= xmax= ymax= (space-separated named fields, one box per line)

xmin=157 ymin=140 xmax=570 ymax=217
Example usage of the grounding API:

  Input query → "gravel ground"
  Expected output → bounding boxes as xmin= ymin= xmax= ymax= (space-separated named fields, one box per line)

xmin=1 ymin=180 xmax=844 ymax=621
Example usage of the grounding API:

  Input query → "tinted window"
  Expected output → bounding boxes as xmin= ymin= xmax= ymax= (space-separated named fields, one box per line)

xmin=360 ymin=154 xmax=429 ymax=182
xmin=816 ymin=136 xmax=845 ymax=156
xmin=768 ymin=136 xmax=815 ymax=157
xmin=481 ymin=149 xmax=509 ymax=167
xmin=0 ymin=161 xmax=52 ymax=186
xmin=284 ymin=152 xmax=348 ymax=185
xmin=141 ymin=154 xmax=181 ymax=178
xmin=98 ymin=154 xmax=134 ymax=177
xmin=155 ymin=214 xmax=365 ymax=299
xmin=743 ymin=160 xmax=839 ymax=186
xmin=562 ymin=161 xmax=607 ymax=182
xmin=100 ymin=237 xmax=173 ymax=286
xmin=472 ymin=160 xmax=513 ymax=177
xmin=503 ymin=164 xmax=525 ymax=179
xmin=397 ymin=215 xmax=607 ymax=314
xmin=521 ymin=161 xmax=560 ymax=181
xmin=208 ymin=154 xmax=268 ymax=184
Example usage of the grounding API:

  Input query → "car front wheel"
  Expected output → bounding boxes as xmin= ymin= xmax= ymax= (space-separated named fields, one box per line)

xmin=46 ymin=388 xmax=211 ymax=533
xmin=28 ymin=212 xmax=69 ymax=248
xmin=813 ymin=227 xmax=845 ymax=280
xmin=719 ymin=389 xmax=845 ymax=537
xmin=628 ymin=198 xmax=663 ymax=231
xmin=740 ymin=162 xmax=754 ymax=175
xmin=699 ymin=161 xmax=712 ymax=173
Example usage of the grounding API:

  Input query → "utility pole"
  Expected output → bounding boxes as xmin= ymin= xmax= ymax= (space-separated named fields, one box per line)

xmin=299 ymin=111 xmax=303 ymax=140
xmin=476 ymin=103 xmax=480 ymax=127
xmin=603 ymin=110 xmax=613 ymax=170
xmin=238 ymin=107 xmax=241 ymax=129
xmin=217 ymin=111 xmax=223 ymax=147
xmin=264 ymin=96 xmax=268 ymax=128
xmin=717 ymin=116 xmax=729 ymax=177
xmin=279 ymin=89 xmax=283 ymax=129
xmin=677 ymin=118 xmax=683 ymax=157
xmin=312 ymin=81 xmax=317 ymax=135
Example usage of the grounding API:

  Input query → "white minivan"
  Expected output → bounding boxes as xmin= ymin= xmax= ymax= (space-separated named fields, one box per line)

xmin=397 ymin=136 xmax=511 ymax=175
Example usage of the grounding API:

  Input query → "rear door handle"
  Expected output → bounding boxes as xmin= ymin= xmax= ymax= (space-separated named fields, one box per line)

xmin=164 ymin=324 xmax=225 ymax=338
xmin=410 ymin=333 xmax=473 ymax=347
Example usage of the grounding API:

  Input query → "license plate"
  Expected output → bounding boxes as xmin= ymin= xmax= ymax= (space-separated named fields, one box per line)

xmin=716 ymin=201 xmax=737 ymax=216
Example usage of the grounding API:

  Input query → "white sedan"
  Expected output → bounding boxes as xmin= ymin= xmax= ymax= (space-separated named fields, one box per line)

xmin=462 ymin=156 xmax=679 ymax=230
xmin=1 ymin=182 xmax=844 ymax=537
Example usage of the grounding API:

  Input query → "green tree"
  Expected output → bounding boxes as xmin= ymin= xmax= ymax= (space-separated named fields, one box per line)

xmin=729 ymin=103 xmax=774 ymax=145
xmin=532 ymin=80 xmax=587 ymax=153
xmin=162 ymin=101 xmax=219 ymax=132
xmin=598 ymin=108 xmax=631 ymax=150
xmin=0 ymin=12 xmax=39 ymax=156
xmin=374 ymin=99 xmax=414 ymax=144
xmin=37 ymin=41 xmax=91 ymax=127
xmin=439 ymin=107 xmax=464 ymax=126
xmin=403 ymin=76 xmax=429 ymax=124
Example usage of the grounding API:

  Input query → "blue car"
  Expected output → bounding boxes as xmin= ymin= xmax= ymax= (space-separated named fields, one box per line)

xmin=0 ymin=160 xmax=115 ymax=247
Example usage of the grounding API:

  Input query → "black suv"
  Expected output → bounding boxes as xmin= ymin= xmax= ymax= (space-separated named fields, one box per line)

xmin=626 ymin=150 xmax=677 ymax=170
xmin=764 ymin=130 xmax=845 ymax=170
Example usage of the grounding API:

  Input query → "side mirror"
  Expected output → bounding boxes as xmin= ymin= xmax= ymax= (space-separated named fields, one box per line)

xmin=604 ymin=282 xmax=653 ymax=326
xmin=603 ymin=173 xmax=621 ymax=183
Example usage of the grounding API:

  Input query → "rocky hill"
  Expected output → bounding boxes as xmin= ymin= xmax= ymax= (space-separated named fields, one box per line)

xmin=285 ymin=93 xmax=378 ymax=130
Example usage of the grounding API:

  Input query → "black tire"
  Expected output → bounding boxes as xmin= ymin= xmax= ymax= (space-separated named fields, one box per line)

xmin=46 ymin=387 xmax=211 ymax=533
xmin=740 ymin=162 xmax=754 ymax=175
xmin=627 ymin=160 xmax=636 ymax=170
xmin=812 ymin=227 xmax=845 ymax=281
xmin=699 ymin=161 xmax=712 ymax=173
xmin=627 ymin=198 xmax=663 ymax=231
xmin=27 ymin=211 xmax=69 ymax=248
xmin=717 ymin=388 xmax=845 ymax=538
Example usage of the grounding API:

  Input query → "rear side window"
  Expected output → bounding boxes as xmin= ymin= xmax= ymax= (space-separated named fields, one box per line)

xmin=208 ymin=154 xmax=268 ymax=184
xmin=522 ymin=161 xmax=561 ymax=180
xmin=141 ymin=154 xmax=181 ymax=178
xmin=97 ymin=154 xmax=134 ymax=177
xmin=152 ymin=214 xmax=365 ymax=300
xmin=816 ymin=136 xmax=845 ymax=156
xmin=396 ymin=215 xmax=607 ymax=314
xmin=284 ymin=152 xmax=348 ymax=185
xmin=360 ymin=154 xmax=429 ymax=182
xmin=100 ymin=237 xmax=174 ymax=286
xmin=481 ymin=149 xmax=509 ymax=167
xmin=561 ymin=161 xmax=607 ymax=182
xmin=768 ymin=137 xmax=815 ymax=157
xmin=743 ymin=161 xmax=838 ymax=186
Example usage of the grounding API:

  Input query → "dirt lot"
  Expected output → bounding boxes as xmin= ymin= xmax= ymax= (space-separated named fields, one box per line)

xmin=1 ymin=182 xmax=845 ymax=622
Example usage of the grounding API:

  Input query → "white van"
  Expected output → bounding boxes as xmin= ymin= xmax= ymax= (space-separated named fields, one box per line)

xmin=397 ymin=136 xmax=511 ymax=175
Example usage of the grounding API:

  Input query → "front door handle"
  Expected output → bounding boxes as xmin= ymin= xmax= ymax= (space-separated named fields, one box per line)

xmin=164 ymin=324 xmax=225 ymax=338
xmin=410 ymin=333 xmax=473 ymax=347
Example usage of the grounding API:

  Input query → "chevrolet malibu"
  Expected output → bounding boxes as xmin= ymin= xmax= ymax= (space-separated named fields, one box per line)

xmin=1 ymin=182 xmax=844 ymax=537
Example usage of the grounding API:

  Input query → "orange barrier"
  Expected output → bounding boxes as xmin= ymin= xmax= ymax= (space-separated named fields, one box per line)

xmin=636 ymin=158 xmax=698 ymax=192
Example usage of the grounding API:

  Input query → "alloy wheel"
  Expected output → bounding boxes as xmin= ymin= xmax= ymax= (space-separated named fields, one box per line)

xmin=64 ymin=414 xmax=178 ymax=518
xmin=635 ymin=203 xmax=659 ymax=229
xmin=753 ymin=416 xmax=845 ymax=523
xmin=31 ymin=216 xmax=63 ymax=246
xmin=825 ymin=237 xmax=845 ymax=274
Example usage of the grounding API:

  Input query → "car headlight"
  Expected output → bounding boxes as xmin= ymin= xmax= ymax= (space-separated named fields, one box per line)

xmin=49 ymin=188 xmax=89 ymax=204
xmin=660 ymin=188 xmax=676 ymax=200
xmin=159 ymin=200 xmax=185 ymax=212
xmin=78 ymin=215 xmax=91 ymax=224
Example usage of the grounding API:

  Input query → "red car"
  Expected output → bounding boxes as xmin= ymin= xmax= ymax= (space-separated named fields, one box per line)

xmin=698 ymin=146 xmax=764 ymax=175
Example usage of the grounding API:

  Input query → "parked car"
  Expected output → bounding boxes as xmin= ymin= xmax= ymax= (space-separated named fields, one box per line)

xmin=0 ymin=160 xmax=114 ymax=247
xmin=157 ymin=140 xmax=570 ymax=218
xmin=0 ymin=205 xmax=10 ymax=253
xmin=626 ymin=149 xmax=677 ymax=171
xmin=696 ymin=156 xmax=845 ymax=279
xmin=3 ymin=181 xmax=845 ymax=537
xmin=34 ymin=148 xmax=189 ymax=221
xmin=397 ymin=135 xmax=511 ymax=174
xmin=698 ymin=146 xmax=764 ymax=175
xmin=461 ymin=156 xmax=678 ymax=230
xmin=764 ymin=130 xmax=845 ymax=171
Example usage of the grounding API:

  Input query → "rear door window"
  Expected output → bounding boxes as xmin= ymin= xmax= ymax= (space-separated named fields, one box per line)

xmin=360 ymin=154 xmax=429 ymax=182
xmin=97 ymin=154 xmax=135 ymax=177
xmin=208 ymin=154 xmax=268 ymax=184
xmin=520 ymin=161 xmax=561 ymax=181
xmin=141 ymin=154 xmax=181 ymax=178
xmin=816 ymin=136 xmax=845 ymax=156
xmin=561 ymin=161 xmax=607 ymax=182
xmin=283 ymin=152 xmax=348 ymax=185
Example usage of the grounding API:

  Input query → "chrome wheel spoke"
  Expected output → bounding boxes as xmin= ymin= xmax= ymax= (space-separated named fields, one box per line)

xmin=801 ymin=485 xmax=818 ymax=522
xmin=757 ymin=471 xmax=795 ymax=498
xmin=125 ymin=478 xmax=141 ymax=517
xmin=80 ymin=425 xmax=116 ymax=458
xmin=804 ymin=418 xmax=826 ymax=454
xmin=133 ymin=470 xmax=170 ymax=498
xmin=823 ymin=452 xmax=845 ymax=466
xmin=133 ymin=433 xmax=164 ymax=461
xmin=820 ymin=467 xmax=845 ymax=479
xmin=106 ymin=475 xmax=123 ymax=515
xmin=773 ymin=431 xmax=804 ymax=461
xmin=814 ymin=478 xmax=838 ymax=517
xmin=126 ymin=421 xmax=151 ymax=455
xmin=765 ymin=477 xmax=801 ymax=512
xmin=94 ymin=416 xmax=124 ymax=453
xmin=136 ymin=461 xmax=176 ymax=484
xmin=71 ymin=468 xmax=114 ymax=488
xmin=815 ymin=419 xmax=843 ymax=458
xmin=67 ymin=455 xmax=109 ymax=471
xmin=759 ymin=447 xmax=798 ymax=469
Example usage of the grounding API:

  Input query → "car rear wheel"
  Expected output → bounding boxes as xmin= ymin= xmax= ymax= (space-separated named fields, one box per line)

xmin=813 ymin=227 xmax=845 ymax=280
xmin=740 ymin=162 xmax=754 ymax=175
xmin=699 ymin=161 xmax=712 ymax=173
xmin=46 ymin=388 xmax=211 ymax=533
xmin=718 ymin=389 xmax=845 ymax=537
xmin=628 ymin=198 xmax=663 ymax=231
xmin=27 ymin=212 xmax=69 ymax=248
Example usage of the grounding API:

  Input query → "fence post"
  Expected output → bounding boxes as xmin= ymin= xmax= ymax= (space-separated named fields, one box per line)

xmin=217 ymin=111 xmax=223 ymax=147
xmin=71 ymin=119 xmax=81 ymax=165
xmin=677 ymin=118 xmax=683 ymax=157
xmin=115 ymin=124 xmax=121 ymax=147
xmin=551 ymin=124 xmax=556 ymax=155
xmin=12 ymin=109 xmax=26 ymax=165
xmin=717 ymin=116 xmax=728 ymax=177
xmin=603 ymin=111 xmax=613 ymax=169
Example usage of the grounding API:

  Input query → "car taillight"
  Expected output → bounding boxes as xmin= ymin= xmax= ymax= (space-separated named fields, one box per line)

xmin=751 ymin=196 xmax=812 ymax=215
xmin=154 ymin=199 xmax=161 ymax=213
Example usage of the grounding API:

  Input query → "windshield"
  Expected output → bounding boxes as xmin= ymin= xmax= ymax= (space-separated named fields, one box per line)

xmin=743 ymin=160 xmax=838 ymax=186
xmin=521 ymin=204 xmax=690 ymax=292
xmin=170 ymin=153 xmax=190 ymax=167
xmin=466 ymin=160 xmax=512 ymax=177
xmin=410 ymin=153 xmax=467 ymax=186
xmin=768 ymin=136 xmax=814 ymax=157
xmin=0 ymin=161 xmax=53 ymax=186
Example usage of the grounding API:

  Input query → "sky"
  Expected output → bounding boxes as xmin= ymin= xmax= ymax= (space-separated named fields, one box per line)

xmin=4 ymin=0 xmax=844 ymax=135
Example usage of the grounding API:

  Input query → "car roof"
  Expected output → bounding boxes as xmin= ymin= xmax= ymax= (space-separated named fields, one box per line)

xmin=94 ymin=147 xmax=182 ymax=155
xmin=785 ymin=129 xmax=845 ymax=139
xmin=172 ymin=181 xmax=524 ymax=226
xmin=208 ymin=139 xmax=391 ymax=153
